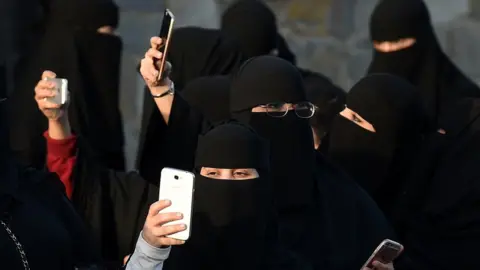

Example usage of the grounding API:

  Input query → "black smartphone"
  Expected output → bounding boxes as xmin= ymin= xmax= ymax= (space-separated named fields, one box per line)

xmin=156 ymin=9 xmax=175 ymax=80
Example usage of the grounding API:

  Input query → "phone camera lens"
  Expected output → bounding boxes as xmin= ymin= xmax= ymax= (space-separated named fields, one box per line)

xmin=174 ymin=175 xmax=179 ymax=180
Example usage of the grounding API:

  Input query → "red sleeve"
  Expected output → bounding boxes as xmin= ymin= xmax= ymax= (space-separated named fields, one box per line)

xmin=44 ymin=131 xmax=77 ymax=199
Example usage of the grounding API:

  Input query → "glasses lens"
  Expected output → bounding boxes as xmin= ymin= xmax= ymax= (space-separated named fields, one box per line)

xmin=265 ymin=102 xmax=288 ymax=117
xmin=295 ymin=102 xmax=315 ymax=118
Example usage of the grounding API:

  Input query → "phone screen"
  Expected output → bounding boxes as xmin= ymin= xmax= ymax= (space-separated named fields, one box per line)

xmin=156 ymin=9 xmax=174 ymax=79
xmin=158 ymin=9 xmax=173 ymax=54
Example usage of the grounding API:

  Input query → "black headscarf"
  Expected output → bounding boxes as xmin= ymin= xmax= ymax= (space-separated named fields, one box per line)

xmin=230 ymin=56 xmax=315 ymax=210
xmin=328 ymin=73 xmax=429 ymax=215
xmin=138 ymin=27 xmax=245 ymax=182
xmin=166 ymin=27 xmax=245 ymax=91
xmin=367 ymin=0 xmax=480 ymax=127
xmin=180 ymin=75 xmax=231 ymax=123
xmin=305 ymin=73 xmax=346 ymax=151
xmin=164 ymin=122 xmax=288 ymax=270
xmin=221 ymin=0 xmax=278 ymax=58
xmin=9 ymin=0 xmax=125 ymax=170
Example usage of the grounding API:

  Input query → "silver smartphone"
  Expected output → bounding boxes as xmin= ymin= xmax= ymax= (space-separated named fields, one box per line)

xmin=45 ymin=78 xmax=68 ymax=105
xmin=362 ymin=239 xmax=404 ymax=269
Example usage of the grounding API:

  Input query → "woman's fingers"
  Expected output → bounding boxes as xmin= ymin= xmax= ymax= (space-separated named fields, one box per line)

xmin=150 ymin=37 xmax=163 ymax=49
xmin=159 ymin=237 xmax=185 ymax=246
xmin=151 ymin=223 xmax=187 ymax=238
xmin=41 ymin=70 xmax=56 ymax=79
xmin=147 ymin=200 xmax=172 ymax=217
xmin=151 ymin=212 xmax=183 ymax=226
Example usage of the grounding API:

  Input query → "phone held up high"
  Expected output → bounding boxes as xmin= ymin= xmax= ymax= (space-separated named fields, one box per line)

xmin=362 ymin=239 xmax=404 ymax=269
xmin=158 ymin=167 xmax=195 ymax=241
xmin=44 ymin=77 xmax=68 ymax=105
xmin=156 ymin=9 xmax=175 ymax=81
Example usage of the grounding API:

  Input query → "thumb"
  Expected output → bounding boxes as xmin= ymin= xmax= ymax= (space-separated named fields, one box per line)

xmin=42 ymin=70 xmax=57 ymax=79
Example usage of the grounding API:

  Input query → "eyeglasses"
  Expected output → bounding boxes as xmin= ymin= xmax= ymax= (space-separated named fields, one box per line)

xmin=258 ymin=102 xmax=316 ymax=118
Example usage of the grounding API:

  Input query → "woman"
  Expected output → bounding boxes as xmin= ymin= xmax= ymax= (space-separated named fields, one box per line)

xmin=328 ymin=73 xmax=430 ymax=218
xmin=367 ymin=0 xmax=480 ymax=128
xmin=2 ymin=94 xmax=183 ymax=269
xmin=34 ymin=71 xmax=190 ymax=268
xmin=137 ymin=27 xmax=245 ymax=184
xmin=181 ymin=75 xmax=231 ymax=123
xmin=9 ymin=0 xmax=125 ymax=170
xmin=163 ymin=121 xmax=311 ymax=270
xmin=140 ymin=37 xmax=398 ymax=270
xmin=38 ymin=79 xmax=312 ymax=269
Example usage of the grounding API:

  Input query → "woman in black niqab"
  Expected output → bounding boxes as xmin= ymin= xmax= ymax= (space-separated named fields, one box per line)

xmin=367 ymin=0 xmax=480 ymax=127
xmin=9 ymin=0 xmax=125 ymax=170
xmin=164 ymin=121 xmax=310 ymax=270
xmin=137 ymin=27 xmax=245 ymax=183
xmin=181 ymin=75 xmax=231 ymax=123
xmin=328 ymin=73 xmax=429 ymax=217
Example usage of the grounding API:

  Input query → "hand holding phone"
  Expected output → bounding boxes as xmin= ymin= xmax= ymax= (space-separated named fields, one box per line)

xmin=35 ymin=71 xmax=69 ymax=121
xmin=361 ymin=239 xmax=403 ymax=269
xmin=142 ymin=200 xmax=188 ymax=247
xmin=158 ymin=167 xmax=195 ymax=241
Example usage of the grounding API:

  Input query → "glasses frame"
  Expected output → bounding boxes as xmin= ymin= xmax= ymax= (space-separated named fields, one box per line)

xmin=259 ymin=102 xmax=316 ymax=119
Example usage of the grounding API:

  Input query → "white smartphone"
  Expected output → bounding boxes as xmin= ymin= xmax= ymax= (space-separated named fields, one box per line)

xmin=159 ymin=167 xmax=195 ymax=241
xmin=361 ymin=239 xmax=404 ymax=269
xmin=44 ymin=77 xmax=68 ymax=105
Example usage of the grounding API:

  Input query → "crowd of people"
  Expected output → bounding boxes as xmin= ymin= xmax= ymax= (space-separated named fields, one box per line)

xmin=1 ymin=0 xmax=480 ymax=269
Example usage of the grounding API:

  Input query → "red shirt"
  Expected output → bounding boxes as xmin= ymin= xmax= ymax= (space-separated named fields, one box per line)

xmin=44 ymin=131 xmax=77 ymax=199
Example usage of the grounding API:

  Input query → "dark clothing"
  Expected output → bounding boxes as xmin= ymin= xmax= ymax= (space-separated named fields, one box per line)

xmin=391 ymin=98 xmax=480 ymax=269
xmin=9 ymin=0 xmax=125 ymax=170
xmin=329 ymin=74 xmax=429 ymax=217
xmin=0 ymin=166 xmax=100 ymax=269
xmin=152 ymin=90 xmax=397 ymax=270
xmin=71 ymin=138 xmax=157 ymax=265
xmin=137 ymin=27 xmax=245 ymax=184
xmin=221 ymin=0 xmax=278 ymax=58
xmin=181 ymin=75 xmax=231 ymax=123
xmin=368 ymin=0 xmax=480 ymax=128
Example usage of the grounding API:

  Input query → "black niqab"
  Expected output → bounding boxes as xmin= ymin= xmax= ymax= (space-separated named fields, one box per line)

xmin=230 ymin=56 xmax=315 ymax=210
xmin=328 ymin=73 xmax=429 ymax=215
xmin=164 ymin=122 xmax=278 ymax=270
xmin=181 ymin=76 xmax=231 ymax=123
xmin=221 ymin=0 xmax=278 ymax=58
xmin=367 ymin=0 xmax=480 ymax=127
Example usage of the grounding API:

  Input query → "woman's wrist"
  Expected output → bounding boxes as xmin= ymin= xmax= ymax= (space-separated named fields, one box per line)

xmin=48 ymin=117 xmax=72 ymax=140
xmin=149 ymin=78 xmax=172 ymax=96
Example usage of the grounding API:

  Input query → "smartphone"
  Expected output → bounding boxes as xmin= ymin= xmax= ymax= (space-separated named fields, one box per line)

xmin=159 ymin=167 xmax=195 ymax=241
xmin=44 ymin=78 xmax=68 ymax=105
xmin=156 ymin=9 xmax=175 ymax=81
xmin=362 ymin=239 xmax=404 ymax=269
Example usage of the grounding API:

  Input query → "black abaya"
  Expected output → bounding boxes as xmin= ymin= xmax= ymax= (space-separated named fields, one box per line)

xmin=180 ymin=75 xmax=231 ymax=123
xmin=137 ymin=27 xmax=245 ymax=184
xmin=367 ymin=0 xmax=480 ymax=128
xmin=155 ymin=56 xmax=398 ymax=269
xmin=328 ymin=73 xmax=430 ymax=218
xmin=165 ymin=122 xmax=310 ymax=270
xmin=9 ymin=0 xmax=125 ymax=170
